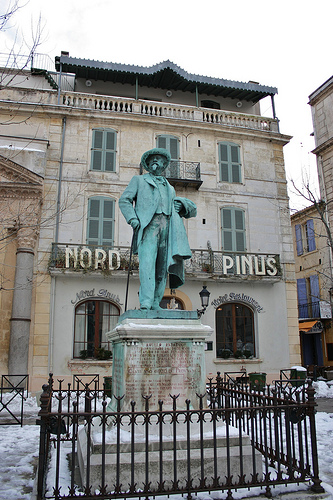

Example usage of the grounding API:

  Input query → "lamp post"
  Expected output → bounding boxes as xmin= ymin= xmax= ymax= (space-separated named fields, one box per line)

xmin=197 ymin=285 xmax=210 ymax=317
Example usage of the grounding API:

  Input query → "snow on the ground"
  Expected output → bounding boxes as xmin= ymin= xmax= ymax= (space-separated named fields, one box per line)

xmin=314 ymin=380 xmax=333 ymax=398
xmin=0 ymin=385 xmax=333 ymax=499
xmin=0 ymin=424 xmax=40 ymax=500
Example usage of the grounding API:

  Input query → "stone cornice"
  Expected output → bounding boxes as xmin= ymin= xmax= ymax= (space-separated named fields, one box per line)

xmin=0 ymin=155 xmax=44 ymax=185
xmin=312 ymin=136 xmax=333 ymax=156
xmin=0 ymin=183 xmax=43 ymax=199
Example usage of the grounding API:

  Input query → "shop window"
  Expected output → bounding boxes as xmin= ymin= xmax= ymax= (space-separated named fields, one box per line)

xmin=295 ymin=219 xmax=316 ymax=256
xmin=73 ymin=300 xmax=120 ymax=358
xmin=87 ymin=196 xmax=115 ymax=247
xmin=218 ymin=142 xmax=241 ymax=183
xmin=216 ymin=303 xmax=255 ymax=358
xmin=156 ymin=134 xmax=179 ymax=178
xmin=221 ymin=207 xmax=246 ymax=252
xmin=297 ymin=275 xmax=320 ymax=319
xmin=91 ymin=128 xmax=117 ymax=172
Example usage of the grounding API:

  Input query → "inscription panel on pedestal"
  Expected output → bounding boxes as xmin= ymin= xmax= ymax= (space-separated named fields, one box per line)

xmin=114 ymin=340 xmax=206 ymax=410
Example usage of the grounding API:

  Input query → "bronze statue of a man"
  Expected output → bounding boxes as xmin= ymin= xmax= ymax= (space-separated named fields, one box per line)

xmin=119 ymin=148 xmax=197 ymax=310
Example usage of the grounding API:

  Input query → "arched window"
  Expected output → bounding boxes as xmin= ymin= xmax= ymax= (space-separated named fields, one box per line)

xmin=216 ymin=303 xmax=255 ymax=358
xmin=160 ymin=296 xmax=185 ymax=310
xmin=87 ymin=196 xmax=115 ymax=247
xmin=73 ymin=300 xmax=120 ymax=358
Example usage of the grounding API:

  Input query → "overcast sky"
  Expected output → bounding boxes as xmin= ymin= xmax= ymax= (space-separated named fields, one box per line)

xmin=1 ymin=0 xmax=332 ymax=210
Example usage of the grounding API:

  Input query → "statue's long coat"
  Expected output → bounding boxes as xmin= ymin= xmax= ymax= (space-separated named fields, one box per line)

xmin=119 ymin=173 xmax=197 ymax=289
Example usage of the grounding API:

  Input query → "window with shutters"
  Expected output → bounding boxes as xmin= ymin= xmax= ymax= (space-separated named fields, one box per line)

xmin=90 ymin=129 xmax=117 ymax=172
xmin=297 ymin=274 xmax=320 ymax=319
xmin=221 ymin=207 xmax=246 ymax=252
xmin=218 ymin=142 xmax=242 ymax=183
xmin=73 ymin=300 xmax=120 ymax=358
xmin=216 ymin=303 xmax=255 ymax=358
xmin=295 ymin=219 xmax=316 ymax=256
xmin=156 ymin=135 xmax=179 ymax=178
xmin=87 ymin=197 xmax=115 ymax=247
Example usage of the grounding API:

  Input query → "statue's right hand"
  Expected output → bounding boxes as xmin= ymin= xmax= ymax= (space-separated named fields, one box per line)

xmin=130 ymin=218 xmax=140 ymax=230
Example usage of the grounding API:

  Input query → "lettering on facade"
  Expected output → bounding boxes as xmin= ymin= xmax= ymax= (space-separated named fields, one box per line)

xmin=211 ymin=292 xmax=264 ymax=312
xmin=71 ymin=288 xmax=122 ymax=305
xmin=61 ymin=246 xmax=279 ymax=277
xmin=219 ymin=255 xmax=278 ymax=276
xmin=65 ymin=247 xmax=121 ymax=270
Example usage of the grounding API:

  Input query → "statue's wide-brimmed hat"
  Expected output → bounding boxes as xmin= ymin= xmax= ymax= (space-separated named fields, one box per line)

xmin=140 ymin=148 xmax=171 ymax=172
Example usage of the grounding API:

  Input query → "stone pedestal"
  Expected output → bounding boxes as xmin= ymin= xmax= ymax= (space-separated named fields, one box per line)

xmin=78 ymin=311 xmax=263 ymax=492
xmin=106 ymin=310 xmax=213 ymax=411
xmin=77 ymin=421 xmax=263 ymax=493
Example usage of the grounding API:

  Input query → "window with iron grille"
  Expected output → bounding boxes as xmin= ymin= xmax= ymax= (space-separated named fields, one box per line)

xmin=91 ymin=129 xmax=117 ymax=172
xmin=297 ymin=275 xmax=320 ymax=319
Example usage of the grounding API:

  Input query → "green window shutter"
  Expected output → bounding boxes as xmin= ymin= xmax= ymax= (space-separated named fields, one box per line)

xmin=87 ymin=197 xmax=115 ymax=247
xmin=221 ymin=207 xmax=246 ymax=252
xmin=234 ymin=208 xmax=245 ymax=252
xmin=91 ymin=129 xmax=117 ymax=172
xmin=156 ymin=135 xmax=179 ymax=160
xmin=87 ymin=198 xmax=101 ymax=245
xmin=169 ymin=137 xmax=179 ymax=161
xmin=157 ymin=136 xmax=167 ymax=149
xmin=156 ymin=135 xmax=179 ymax=177
xmin=219 ymin=142 xmax=241 ymax=183
xmin=221 ymin=208 xmax=233 ymax=251
xmin=219 ymin=143 xmax=229 ymax=182
xmin=101 ymin=198 xmax=114 ymax=246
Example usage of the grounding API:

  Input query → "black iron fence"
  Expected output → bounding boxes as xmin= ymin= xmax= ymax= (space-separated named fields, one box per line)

xmin=0 ymin=374 xmax=29 ymax=426
xmin=36 ymin=373 xmax=324 ymax=500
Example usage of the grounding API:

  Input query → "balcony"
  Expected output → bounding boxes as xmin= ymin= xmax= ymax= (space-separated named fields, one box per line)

xmin=48 ymin=243 xmax=282 ymax=281
xmin=139 ymin=160 xmax=202 ymax=189
xmin=1 ymin=85 xmax=279 ymax=135
xmin=298 ymin=301 xmax=321 ymax=319
xmin=164 ymin=161 xmax=202 ymax=189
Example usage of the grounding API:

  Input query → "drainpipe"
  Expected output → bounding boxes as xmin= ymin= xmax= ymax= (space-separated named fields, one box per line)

xmin=49 ymin=116 xmax=66 ymax=373
xmin=48 ymin=275 xmax=56 ymax=373
xmin=195 ymin=85 xmax=199 ymax=107
xmin=55 ymin=116 xmax=66 ymax=244
xmin=271 ymin=94 xmax=280 ymax=132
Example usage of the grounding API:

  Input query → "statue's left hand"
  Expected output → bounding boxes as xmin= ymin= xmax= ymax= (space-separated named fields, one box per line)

xmin=174 ymin=200 xmax=182 ymax=213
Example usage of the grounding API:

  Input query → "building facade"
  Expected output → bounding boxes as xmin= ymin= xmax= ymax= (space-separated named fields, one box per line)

xmin=0 ymin=53 xmax=300 ymax=392
xmin=291 ymin=204 xmax=333 ymax=367
xmin=309 ymin=76 xmax=333 ymax=232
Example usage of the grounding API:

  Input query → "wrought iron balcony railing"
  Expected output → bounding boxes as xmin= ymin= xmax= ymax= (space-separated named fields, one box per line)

xmin=298 ymin=301 xmax=321 ymax=319
xmin=139 ymin=160 xmax=202 ymax=188
xmin=48 ymin=243 xmax=282 ymax=279
xmin=164 ymin=160 xmax=202 ymax=189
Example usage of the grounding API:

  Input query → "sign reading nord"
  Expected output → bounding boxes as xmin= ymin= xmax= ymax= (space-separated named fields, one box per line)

xmin=51 ymin=245 xmax=281 ymax=277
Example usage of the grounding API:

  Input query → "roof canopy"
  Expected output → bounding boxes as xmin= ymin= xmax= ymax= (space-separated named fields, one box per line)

xmin=55 ymin=55 xmax=277 ymax=104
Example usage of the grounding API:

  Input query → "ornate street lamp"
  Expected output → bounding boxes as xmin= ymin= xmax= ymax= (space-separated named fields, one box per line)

xmin=197 ymin=285 xmax=210 ymax=317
